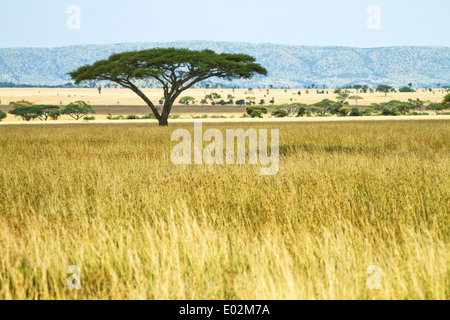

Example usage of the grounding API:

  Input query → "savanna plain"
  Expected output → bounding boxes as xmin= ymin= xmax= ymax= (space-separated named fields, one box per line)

xmin=0 ymin=120 xmax=449 ymax=300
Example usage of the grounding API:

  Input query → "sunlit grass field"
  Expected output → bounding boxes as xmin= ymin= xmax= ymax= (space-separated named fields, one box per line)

xmin=0 ymin=120 xmax=449 ymax=300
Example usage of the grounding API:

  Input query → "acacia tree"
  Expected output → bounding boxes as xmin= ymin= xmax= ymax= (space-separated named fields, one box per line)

xmin=9 ymin=106 xmax=43 ymax=121
xmin=348 ymin=95 xmax=363 ymax=105
xmin=443 ymin=93 xmax=450 ymax=108
xmin=179 ymin=96 xmax=196 ymax=105
xmin=70 ymin=48 xmax=267 ymax=126
xmin=38 ymin=105 xmax=60 ymax=121
xmin=62 ymin=101 xmax=95 ymax=120
xmin=376 ymin=85 xmax=395 ymax=96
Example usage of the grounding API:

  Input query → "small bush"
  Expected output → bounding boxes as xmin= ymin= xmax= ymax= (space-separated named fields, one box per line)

xmin=246 ymin=106 xmax=267 ymax=118
xmin=107 ymin=114 xmax=125 ymax=120
xmin=141 ymin=114 xmax=157 ymax=119
xmin=126 ymin=115 xmax=140 ymax=120
xmin=210 ymin=115 xmax=227 ymax=119
xmin=272 ymin=109 xmax=289 ymax=118
xmin=0 ymin=110 xmax=7 ymax=121
xmin=350 ymin=108 xmax=362 ymax=117
xmin=84 ymin=116 xmax=96 ymax=121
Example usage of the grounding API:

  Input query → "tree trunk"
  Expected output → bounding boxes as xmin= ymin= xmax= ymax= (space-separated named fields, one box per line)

xmin=158 ymin=116 xmax=169 ymax=126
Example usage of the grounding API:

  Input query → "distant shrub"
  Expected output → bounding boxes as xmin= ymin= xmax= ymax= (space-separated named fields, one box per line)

xmin=399 ymin=86 xmax=415 ymax=93
xmin=362 ymin=108 xmax=375 ymax=116
xmin=84 ymin=116 xmax=96 ymax=121
xmin=170 ymin=114 xmax=181 ymax=119
xmin=9 ymin=100 xmax=34 ymax=107
xmin=350 ymin=108 xmax=362 ymax=117
xmin=246 ymin=106 xmax=267 ymax=118
xmin=141 ymin=114 xmax=156 ymax=119
xmin=0 ymin=110 xmax=7 ymax=121
xmin=126 ymin=115 xmax=140 ymax=120
xmin=272 ymin=109 xmax=289 ymax=118
xmin=107 ymin=114 xmax=125 ymax=120
xmin=338 ymin=107 xmax=351 ymax=117
xmin=210 ymin=115 xmax=227 ymax=119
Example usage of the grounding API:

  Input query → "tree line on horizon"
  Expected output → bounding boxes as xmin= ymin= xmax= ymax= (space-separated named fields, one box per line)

xmin=0 ymin=100 xmax=96 ymax=122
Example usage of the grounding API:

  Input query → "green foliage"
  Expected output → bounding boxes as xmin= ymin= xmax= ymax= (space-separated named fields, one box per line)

xmin=0 ymin=110 xmax=7 ymax=121
xmin=376 ymin=85 xmax=395 ymax=96
xmin=272 ymin=109 xmax=289 ymax=118
xmin=338 ymin=107 xmax=351 ymax=117
xmin=9 ymin=100 xmax=34 ymax=107
xmin=399 ymin=86 xmax=415 ymax=93
xmin=210 ymin=115 xmax=227 ymax=119
xmin=8 ymin=106 xmax=42 ymax=121
xmin=36 ymin=105 xmax=60 ymax=120
xmin=396 ymin=102 xmax=412 ymax=114
xmin=141 ymin=113 xmax=157 ymax=119
xmin=179 ymin=96 xmax=196 ymax=105
xmin=49 ymin=109 xmax=61 ymax=120
xmin=246 ymin=106 xmax=267 ymax=118
xmin=443 ymin=93 xmax=450 ymax=108
xmin=350 ymin=108 xmax=362 ymax=117
xmin=205 ymin=93 xmax=222 ymax=101
xmin=382 ymin=107 xmax=400 ymax=116
xmin=70 ymin=48 xmax=267 ymax=126
xmin=62 ymin=101 xmax=95 ymax=120
xmin=348 ymin=95 xmax=363 ymax=105
xmin=7 ymin=104 xmax=58 ymax=121
xmin=235 ymin=99 xmax=246 ymax=105
xmin=427 ymin=103 xmax=444 ymax=114
xmin=107 ymin=114 xmax=125 ymax=120
xmin=336 ymin=92 xmax=350 ymax=103
xmin=126 ymin=115 xmax=140 ymax=120
xmin=84 ymin=116 xmax=96 ymax=121
xmin=297 ymin=106 xmax=308 ymax=117
xmin=408 ymin=99 xmax=425 ymax=111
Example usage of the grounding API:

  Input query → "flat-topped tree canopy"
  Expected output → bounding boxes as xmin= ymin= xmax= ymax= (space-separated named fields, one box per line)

xmin=69 ymin=48 xmax=267 ymax=126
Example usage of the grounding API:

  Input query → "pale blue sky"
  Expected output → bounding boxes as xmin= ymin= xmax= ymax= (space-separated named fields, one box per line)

xmin=0 ymin=0 xmax=449 ymax=48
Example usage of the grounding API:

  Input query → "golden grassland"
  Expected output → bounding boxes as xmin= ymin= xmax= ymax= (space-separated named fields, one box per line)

xmin=0 ymin=88 xmax=448 ymax=121
xmin=0 ymin=120 xmax=449 ymax=300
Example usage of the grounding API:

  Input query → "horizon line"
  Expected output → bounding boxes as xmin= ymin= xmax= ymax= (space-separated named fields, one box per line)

xmin=1 ymin=40 xmax=449 ymax=51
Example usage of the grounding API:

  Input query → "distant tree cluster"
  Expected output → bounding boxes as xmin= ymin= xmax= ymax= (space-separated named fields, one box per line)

xmin=7 ymin=100 xmax=95 ymax=121
xmin=270 ymin=94 xmax=449 ymax=118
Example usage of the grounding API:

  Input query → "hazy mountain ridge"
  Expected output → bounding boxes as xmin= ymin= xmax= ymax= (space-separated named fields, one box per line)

xmin=0 ymin=41 xmax=449 ymax=88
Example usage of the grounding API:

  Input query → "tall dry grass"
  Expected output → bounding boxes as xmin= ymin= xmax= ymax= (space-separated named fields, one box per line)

xmin=0 ymin=120 xmax=449 ymax=300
